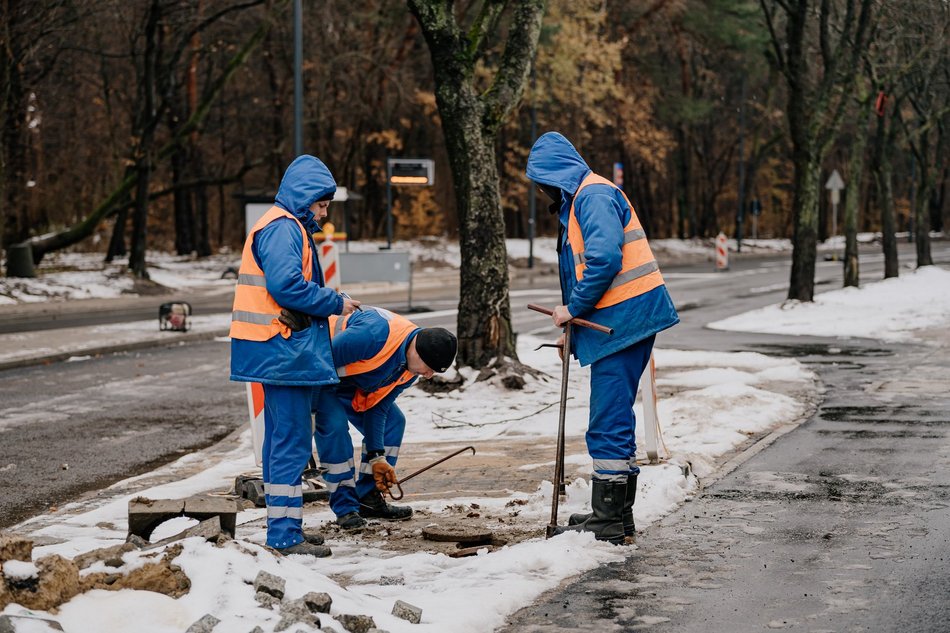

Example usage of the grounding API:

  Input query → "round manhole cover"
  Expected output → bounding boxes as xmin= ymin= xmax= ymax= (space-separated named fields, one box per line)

xmin=422 ymin=523 xmax=493 ymax=543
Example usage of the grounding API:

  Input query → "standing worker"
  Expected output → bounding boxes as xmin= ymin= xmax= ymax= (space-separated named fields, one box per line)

xmin=230 ymin=155 xmax=361 ymax=557
xmin=525 ymin=132 xmax=679 ymax=544
xmin=284 ymin=307 xmax=456 ymax=530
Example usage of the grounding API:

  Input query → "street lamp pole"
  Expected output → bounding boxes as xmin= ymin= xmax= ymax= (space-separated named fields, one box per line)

xmin=293 ymin=0 xmax=303 ymax=156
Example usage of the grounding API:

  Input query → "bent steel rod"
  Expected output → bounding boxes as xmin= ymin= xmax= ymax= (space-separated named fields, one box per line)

xmin=387 ymin=446 xmax=476 ymax=500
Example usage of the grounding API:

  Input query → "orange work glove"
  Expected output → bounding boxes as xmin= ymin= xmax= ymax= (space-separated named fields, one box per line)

xmin=370 ymin=456 xmax=397 ymax=492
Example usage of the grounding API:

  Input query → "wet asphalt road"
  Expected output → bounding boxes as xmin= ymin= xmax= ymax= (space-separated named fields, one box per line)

xmin=0 ymin=342 xmax=243 ymax=528
xmin=501 ymin=335 xmax=950 ymax=633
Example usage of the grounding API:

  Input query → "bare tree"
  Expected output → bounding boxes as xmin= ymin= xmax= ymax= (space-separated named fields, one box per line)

xmin=761 ymin=0 xmax=874 ymax=301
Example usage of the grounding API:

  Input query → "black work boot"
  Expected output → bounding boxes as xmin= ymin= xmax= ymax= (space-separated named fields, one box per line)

xmin=568 ymin=473 xmax=638 ymax=543
xmin=275 ymin=541 xmax=332 ymax=557
xmin=554 ymin=479 xmax=626 ymax=545
xmin=336 ymin=512 xmax=368 ymax=531
xmin=358 ymin=489 xmax=413 ymax=521
xmin=303 ymin=531 xmax=325 ymax=546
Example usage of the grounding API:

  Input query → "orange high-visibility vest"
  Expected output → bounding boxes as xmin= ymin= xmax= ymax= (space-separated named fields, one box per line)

xmin=328 ymin=307 xmax=417 ymax=412
xmin=229 ymin=206 xmax=313 ymax=341
xmin=567 ymin=173 xmax=664 ymax=309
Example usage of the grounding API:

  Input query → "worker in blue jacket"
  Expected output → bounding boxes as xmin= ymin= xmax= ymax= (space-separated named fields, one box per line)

xmin=281 ymin=306 xmax=457 ymax=530
xmin=230 ymin=155 xmax=360 ymax=557
xmin=526 ymin=132 xmax=679 ymax=544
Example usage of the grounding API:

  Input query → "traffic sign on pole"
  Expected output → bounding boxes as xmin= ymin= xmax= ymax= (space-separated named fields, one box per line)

xmin=826 ymin=169 xmax=845 ymax=239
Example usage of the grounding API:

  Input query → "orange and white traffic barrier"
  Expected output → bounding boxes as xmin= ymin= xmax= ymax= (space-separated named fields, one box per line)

xmin=715 ymin=232 xmax=729 ymax=271
xmin=246 ymin=382 xmax=265 ymax=466
xmin=317 ymin=222 xmax=341 ymax=291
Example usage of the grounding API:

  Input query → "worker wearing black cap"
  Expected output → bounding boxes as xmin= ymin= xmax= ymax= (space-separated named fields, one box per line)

xmin=281 ymin=306 xmax=457 ymax=530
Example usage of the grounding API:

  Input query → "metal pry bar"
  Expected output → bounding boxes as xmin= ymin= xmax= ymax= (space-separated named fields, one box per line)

xmin=387 ymin=446 xmax=476 ymax=500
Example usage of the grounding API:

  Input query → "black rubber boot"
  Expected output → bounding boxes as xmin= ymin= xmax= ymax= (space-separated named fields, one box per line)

xmin=359 ymin=489 xmax=413 ymax=521
xmin=276 ymin=541 xmax=332 ymax=557
xmin=554 ymin=479 xmax=626 ymax=545
xmin=568 ymin=473 xmax=638 ymax=543
xmin=336 ymin=511 xmax=368 ymax=531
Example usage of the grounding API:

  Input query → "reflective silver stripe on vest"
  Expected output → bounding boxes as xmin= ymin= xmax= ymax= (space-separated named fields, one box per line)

xmin=573 ymin=228 xmax=647 ymax=266
xmin=266 ymin=505 xmax=303 ymax=519
xmin=263 ymin=483 xmax=302 ymax=497
xmin=592 ymin=458 xmax=631 ymax=472
xmin=607 ymin=260 xmax=659 ymax=291
xmin=231 ymin=310 xmax=277 ymax=325
xmin=237 ymin=273 xmax=267 ymax=287
xmin=334 ymin=316 xmax=346 ymax=335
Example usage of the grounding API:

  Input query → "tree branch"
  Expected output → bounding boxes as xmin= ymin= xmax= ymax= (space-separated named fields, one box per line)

xmin=481 ymin=0 xmax=544 ymax=133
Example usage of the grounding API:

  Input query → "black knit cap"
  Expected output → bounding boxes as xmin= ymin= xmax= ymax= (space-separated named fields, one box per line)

xmin=415 ymin=328 xmax=457 ymax=373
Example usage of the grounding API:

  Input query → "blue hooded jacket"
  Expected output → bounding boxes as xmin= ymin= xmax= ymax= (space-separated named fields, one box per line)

xmin=317 ymin=308 xmax=420 ymax=453
xmin=526 ymin=132 xmax=679 ymax=366
xmin=230 ymin=155 xmax=344 ymax=385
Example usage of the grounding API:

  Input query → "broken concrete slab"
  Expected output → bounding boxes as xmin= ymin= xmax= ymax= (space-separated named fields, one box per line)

xmin=298 ymin=591 xmax=332 ymax=614
xmin=392 ymin=599 xmax=422 ymax=624
xmin=148 ymin=516 xmax=225 ymax=549
xmin=276 ymin=598 xmax=321 ymax=631
xmin=128 ymin=496 xmax=239 ymax=541
xmin=253 ymin=570 xmax=285 ymax=600
xmin=185 ymin=613 xmax=220 ymax=633
xmin=185 ymin=614 xmax=220 ymax=633
xmin=183 ymin=496 xmax=240 ymax=537
xmin=337 ymin=614 xmax=376 ymax=633
xmin=255 ymin=590 xmax=280 ymax=609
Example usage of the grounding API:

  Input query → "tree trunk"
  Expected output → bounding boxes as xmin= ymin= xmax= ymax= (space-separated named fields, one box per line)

xmin=872 ymin=113 xmax=899 ymax=278
xmin=105 ymin=186 xmax=130 ymax=263
xmin=171 ymin=146 xmax=195 ymax=255
xmin=408 ymin=0 xmax=543 ymax=369
xmin=843 ymin=114 xmax=871 ymax=288
xmin=788 ymin=151 xmax=820 ymax=301
xmin=0 ymin=43 xmax=28 ymax=253
xmin=913 ymin=130 xmax=933 ymax=267
xmin=193 ymin=148 xmax=211 ymax=256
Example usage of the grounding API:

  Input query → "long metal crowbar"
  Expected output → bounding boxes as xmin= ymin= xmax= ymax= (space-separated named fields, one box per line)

xmin=387 ymin=446 xmax=476 ymax=500
xmin=527 ymin=303 xmax=612 ymax=538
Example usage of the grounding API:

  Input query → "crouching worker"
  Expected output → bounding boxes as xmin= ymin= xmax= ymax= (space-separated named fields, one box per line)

xmin=280 ymin=306 xmax=457 ymax=530
xmin=230 ymin=155 xmax=361 ymax=558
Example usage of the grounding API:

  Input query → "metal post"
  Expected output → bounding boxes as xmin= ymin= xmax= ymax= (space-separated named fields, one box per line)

xmin=736 ymin=76 xmax=746 ymax=253
xmin=293 ymin=0 xmax=303 ymax=157
xmin=528 ymin=65 xmax=537 ymax=269
xmin=385 ymin=159 xmax=393 ymax=250
xmin=343 ymin=200 xmax=350 ymax=252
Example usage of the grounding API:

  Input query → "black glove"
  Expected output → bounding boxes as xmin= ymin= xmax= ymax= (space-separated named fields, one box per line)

xmin=278 ymin=308 xmax=311 ymax=332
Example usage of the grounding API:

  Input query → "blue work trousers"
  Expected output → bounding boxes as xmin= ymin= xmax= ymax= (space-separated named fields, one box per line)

xmin=261 ymin=384 xmax=319 ymax=549
xmin=312 ymin=390 xmax=406 ymax=518
xmin=586 ymin=335 xmax=655 ymax=482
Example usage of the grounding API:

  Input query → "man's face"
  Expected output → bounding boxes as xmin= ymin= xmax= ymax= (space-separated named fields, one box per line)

xmin=536 ymin=185 xmax=555 ymax=204
xmin=310 ymin=200 xmax=330 ymax=221
xmin=407 ymin=341 xmax=436 ymax=378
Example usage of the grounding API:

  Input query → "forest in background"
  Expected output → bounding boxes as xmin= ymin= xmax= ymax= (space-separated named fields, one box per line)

xmin=1 ymin=0 xmax=947 ymax=267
